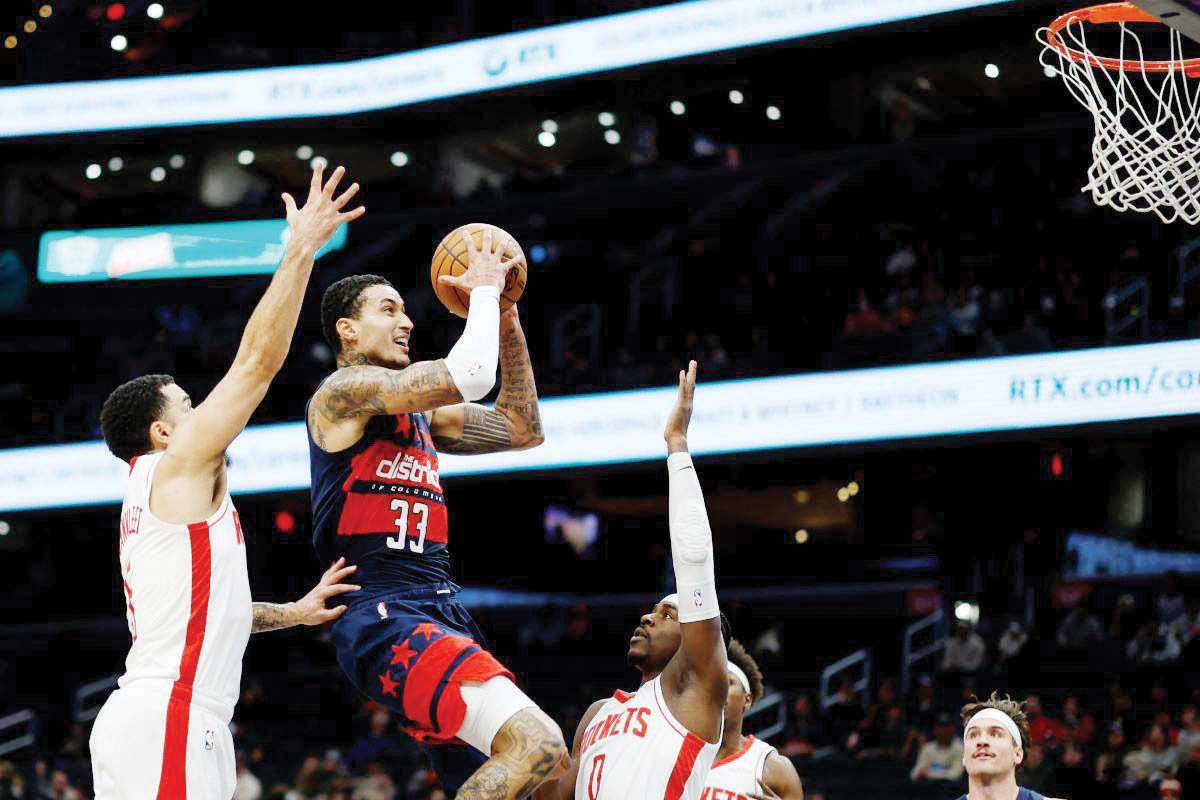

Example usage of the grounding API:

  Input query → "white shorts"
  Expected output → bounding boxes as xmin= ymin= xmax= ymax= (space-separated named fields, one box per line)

xmin=90 ymin=684 xmax=235 ymax=800
xmin=457 ymin=675 xmax=540 ymax=755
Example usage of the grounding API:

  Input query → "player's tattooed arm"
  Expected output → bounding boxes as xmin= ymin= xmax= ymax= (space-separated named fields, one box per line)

xmin=251 ymin=558 xmax=359 ymax=634
xmin=311 ymin=361 xmax=465 ymax=424
xmin=430 ymin=310 xmax=544 ymax=455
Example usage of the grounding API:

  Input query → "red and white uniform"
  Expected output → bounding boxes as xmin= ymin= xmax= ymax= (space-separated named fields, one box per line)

xmin=575 ymin=676 xmax=721 ymax=800
xmin=701 ymin=736 xmax=777 ymax=800
xmin=90 ymin=451 xmax=252 ymax=800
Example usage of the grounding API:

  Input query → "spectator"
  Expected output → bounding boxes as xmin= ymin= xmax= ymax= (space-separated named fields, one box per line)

xmin=0 ymin=761 xmax=25 ymax=800
xmin=844 ymin=290 xmax=893 ymax=339
xmin=858 ymin=704 xmax=918 ymax=762
xmin=1056 ymin=604 xmax=1104 ymax=652
xmin=941 ymin=622 xmax=986 ymax=677
xmin=909 ymin=675 xmax=939 ymax=732
xmin=1177 ymin=742 xmax=1200 ymax=796
xmin=827 ymin=680 xmax=866 ymax=752
xmin=234 ymin=752 xmax=263 ymax=800
xmin=1057 ymin=739 xmax=1093 ymax=798
xmin=1096 ymin=723 xmax=1129 ymax=799
xmin=1159 ymin=778 xmax=1182 ymax=800
xmin=353 ymin=762 xmax=396 ymax=800
xmin=1157 ymin=573 xmax=1187 ymax=626
xmin=910 ymin=712 xmax=964 ymax=782
xmin=349 ymin=710 xmax=400 ymax=772
xmin=46 ymin=771 xmax=80 ymax=800
xmin=1124 ymin=725 xmax=1179 ymax=785
xmin=1061 ymin=694 xmax=1096 ymax=745
xmin=782 ymin=692 xmax=828 ymax=757
xmin=1019 ymin=744 xmax=1055 ymax=796
xmin=1177 ymin=705 xmax=1200 ymax=754
xmin=1025 ymin=695 xmax=1068 ymax=748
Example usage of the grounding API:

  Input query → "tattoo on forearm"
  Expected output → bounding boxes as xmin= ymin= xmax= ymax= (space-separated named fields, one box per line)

xmin=314 ymin=361 xmax=462 ymax=422
xmin=493 ymin=322 xmax=544 ymax=445
xmin=251 ymin=602 xmax=293 ymax=633
xmin=457 ymin=709 xmax=563 ymax=800
xmin=434 ymin=404 xmax=513 ymax=454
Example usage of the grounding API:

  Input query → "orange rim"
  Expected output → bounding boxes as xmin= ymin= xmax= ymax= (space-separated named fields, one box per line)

xmin=1046 ymin=1 xmax=1200 ymax=77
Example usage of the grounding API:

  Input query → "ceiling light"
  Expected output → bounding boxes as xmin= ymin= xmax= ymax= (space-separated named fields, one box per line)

xmin=604 ymin=129 xmax=621 ymax=145
xmin=537 ymin=131 xmax=556 ymax=147
xmin=598 ymin=111 xmax=615 ymax=127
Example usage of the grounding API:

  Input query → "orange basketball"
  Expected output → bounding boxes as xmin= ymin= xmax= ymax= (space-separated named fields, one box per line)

xmin=430 ymin=223 xmax=527 ymax=319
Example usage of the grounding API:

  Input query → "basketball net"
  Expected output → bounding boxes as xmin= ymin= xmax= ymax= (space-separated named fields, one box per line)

xmin=1038 ymin=3 xmax=1200 ymax=224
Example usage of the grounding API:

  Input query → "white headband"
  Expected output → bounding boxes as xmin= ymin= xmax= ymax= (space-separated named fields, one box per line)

xmin=659 ymin=593 xmax=679 ymax=609
xmin=727 ymin=662 xmax=751 ymax=696
xmin=965 ymin=709 xmax=1022 ymax=747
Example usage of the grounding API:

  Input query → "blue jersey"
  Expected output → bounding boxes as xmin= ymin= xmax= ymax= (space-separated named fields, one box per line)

xmin=955 ymin=788 xmax=1045 ymax=800
xmin=308 ymin=406 xmax=451 ymax=593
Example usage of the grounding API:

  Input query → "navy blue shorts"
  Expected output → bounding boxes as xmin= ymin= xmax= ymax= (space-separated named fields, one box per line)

xmin=331 ymin=582 xmax=514 ymax=792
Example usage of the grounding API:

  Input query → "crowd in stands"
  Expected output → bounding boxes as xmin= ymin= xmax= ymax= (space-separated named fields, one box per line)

xmin=2 ymin=574 xmax=1197 ymax=800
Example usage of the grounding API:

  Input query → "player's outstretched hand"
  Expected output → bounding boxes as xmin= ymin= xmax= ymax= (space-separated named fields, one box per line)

xmin=437 ymin=225 xmax=511 ymax=294
xmin=292 ymin=557 xmax=361 ymax=626
xmin=281 ymin=163 xmax=366 ymax=255
xmin=663 ymin=360 xmax=697 ymax=454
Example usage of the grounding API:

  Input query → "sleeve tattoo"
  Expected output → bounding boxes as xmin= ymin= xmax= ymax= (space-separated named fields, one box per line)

xmin=313 ymin=361 xmax=463 ymax=421
xmin=251 ymin=602 xmax=295 ymax=634
xmin=434 ymin=404 xmax=513 ymax=454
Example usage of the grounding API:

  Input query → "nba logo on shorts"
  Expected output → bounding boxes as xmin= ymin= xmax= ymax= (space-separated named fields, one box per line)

xmin=377 ymin=602 xmax=389 ymax=619
xmin=693 ymin=590 xmax=703 ymax=608
xmin=204 ymin=730 xmax=214 ymax=751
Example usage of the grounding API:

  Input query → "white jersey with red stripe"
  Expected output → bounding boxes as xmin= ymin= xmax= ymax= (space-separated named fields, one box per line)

xmin=575 ymin=676 xmax=720 ymax=800
xmin=116 ymin=450 xmax=252 ymax=720
xmin=701 ymin=736 xmax=777 ymax=800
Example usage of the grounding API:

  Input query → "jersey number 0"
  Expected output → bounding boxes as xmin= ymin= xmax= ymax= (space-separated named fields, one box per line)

xmin=386 ymin=499 xmax=429 ymax=553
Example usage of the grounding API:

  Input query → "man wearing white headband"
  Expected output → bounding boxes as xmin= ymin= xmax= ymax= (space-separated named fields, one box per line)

xmin=703 ymin=639 xmax=804 ymax=800
xmin=535 ymin=362 xmax=730 ymax=800
xmin=957 ymin=694 xmax=1066 ymax=800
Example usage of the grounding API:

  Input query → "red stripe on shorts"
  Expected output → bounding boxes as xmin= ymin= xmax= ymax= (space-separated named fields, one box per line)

xmin=155 ymin=521 xmax=212 ymax=799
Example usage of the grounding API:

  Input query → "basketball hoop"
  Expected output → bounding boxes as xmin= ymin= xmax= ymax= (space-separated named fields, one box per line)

xmin=1038 ymin=2 xmax=1200 ymax=224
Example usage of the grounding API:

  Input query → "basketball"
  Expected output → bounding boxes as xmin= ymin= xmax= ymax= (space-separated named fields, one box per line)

xmin=430 ymin=223 xmax=527 ymax=318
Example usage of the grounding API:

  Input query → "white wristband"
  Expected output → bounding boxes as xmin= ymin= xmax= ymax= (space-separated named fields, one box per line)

xmin=443 ymin=286 xmax=500 ymax=402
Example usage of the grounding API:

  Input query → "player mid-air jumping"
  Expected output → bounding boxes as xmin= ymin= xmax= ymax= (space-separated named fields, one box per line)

xmin=93 ymin=164 xmax=365 ymax=800
xmin=306 ymin=226 xmax=566 ymax=799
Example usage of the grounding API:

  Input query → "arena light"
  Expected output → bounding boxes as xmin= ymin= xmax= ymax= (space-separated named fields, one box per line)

xmin=766 ymin=104 xmax=782 ymax=120
xmin=529 ymin=243 xmax=548 ymax=264
xmin=296 ymin=145 xmax=313 ymax=160
xmin=236 ymin=149 xmax=255 ymax=165
xmin=85 ymin=163 xmax=102 ymax=179
xmin=107 ymin=156 xmax=123 ymax=172
xmin=541 ymin=119 xmax=558 ymax=134
xmin=537 ymin=130 xmax=556 ymax=147
xmin=38 ymin=5 xmax=52 ymax=18
xmin=109 ymin=34 xmax=127 ymax=52
xmin=146 ymin=2 xmax=163 ymax=19
xmin=149 ymin=166 xmax=165 ymax=182
xmin=847 ymin=480 xmax=860 ymax=496
xmin=169 ymin=154 xmax=185 ymax=169
xmin=670 ymin=100 xmax=686 ymax=116
xmin=837 ymin=487 xmax=850 ymax=503
xmin=792 ymin=489 xmax=810 ymax=505
xmin=3 ymin=36 xmax=16 ymax=50
xmin=105 ymin=3 xmax=125 ymax=21
xmin=794 ymin=529 xmax=809 ymax=544
xmin=0 ymin=520 xmax=10 ymax=536
xmin=954 ymin=601 xmax=981 ymax=624
xmin=597 ymin=111 xmax=615 ymax=127
xmin=728 ymin=89 xmax=744 ymax=104
xmin=984 ymin=63 xmax=1000 ymax=79
xmin=23 ymin=20 xmax=36 ymax=33
xmin=389 ymin=150 xmax=409 ymax=167
xmin=604 ymin=129 xmax=621 ymax=145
